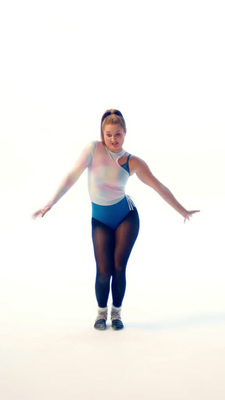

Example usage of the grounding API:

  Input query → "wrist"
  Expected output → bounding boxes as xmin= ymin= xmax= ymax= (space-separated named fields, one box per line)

xmin=180 ymin=209 xmax=188 ymax=218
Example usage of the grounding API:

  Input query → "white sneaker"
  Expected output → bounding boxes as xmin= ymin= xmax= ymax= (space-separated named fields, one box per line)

xmin=111 ymin=306 xmax=124 ymax=330
xmin=94 ymin=307 xmax=108 ymax=330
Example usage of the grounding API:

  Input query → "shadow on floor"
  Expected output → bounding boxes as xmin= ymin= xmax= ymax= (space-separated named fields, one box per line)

xmin=125 ymin=312 xmax=225 ymax=330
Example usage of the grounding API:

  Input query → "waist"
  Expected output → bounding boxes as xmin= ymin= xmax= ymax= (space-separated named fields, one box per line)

xmin=91 ymin=196 xmax=135 ymax=229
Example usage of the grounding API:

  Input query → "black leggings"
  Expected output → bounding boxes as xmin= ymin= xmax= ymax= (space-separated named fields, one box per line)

xmin=91 ymin=208 xmax=140 ymax=308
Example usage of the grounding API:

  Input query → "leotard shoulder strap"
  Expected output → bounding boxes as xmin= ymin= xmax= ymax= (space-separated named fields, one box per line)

xmin=120 ymin=154 xmax=131 ymax=174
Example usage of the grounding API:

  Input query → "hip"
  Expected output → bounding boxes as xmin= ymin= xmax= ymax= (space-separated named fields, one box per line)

xmin=91 ymin=196 xmax=136 ymax=230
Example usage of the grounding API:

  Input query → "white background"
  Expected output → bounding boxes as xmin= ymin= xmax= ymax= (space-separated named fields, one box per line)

xmin=0 ymin=1 xmax=225 ymax=399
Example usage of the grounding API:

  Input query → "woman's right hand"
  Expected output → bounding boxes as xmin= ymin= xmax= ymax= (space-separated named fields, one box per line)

xmin=32 ymin=204 xmax=52 ymax=219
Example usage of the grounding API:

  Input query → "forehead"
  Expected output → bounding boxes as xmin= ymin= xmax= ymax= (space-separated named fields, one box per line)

xmin=103 ymin=123 xmax=124 ymax=132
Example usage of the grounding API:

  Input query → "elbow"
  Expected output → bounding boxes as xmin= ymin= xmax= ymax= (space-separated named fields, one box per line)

xmin=66 ymin=174 xmax=76 ymax=188
xmin=156 ymin=183 xmax=170 ymax=198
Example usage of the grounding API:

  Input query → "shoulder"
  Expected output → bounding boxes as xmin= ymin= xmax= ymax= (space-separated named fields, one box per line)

xmin=83 ymin=140 xmax=98 ymax=154
xmin=77 ymin=141 xmax=97 ymax=163
xmin=84 ymin=141 xmax=107 ymax=161
xmin=128 ymin=154 xmax=149 ymax=175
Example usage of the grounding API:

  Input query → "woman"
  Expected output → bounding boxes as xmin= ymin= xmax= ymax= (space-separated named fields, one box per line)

xmin=33 ymin=109 xmax=199 ymax=331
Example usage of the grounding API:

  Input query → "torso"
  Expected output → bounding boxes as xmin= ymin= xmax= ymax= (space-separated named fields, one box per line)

xmin=88 ymin=141 xmax=131 ymax=206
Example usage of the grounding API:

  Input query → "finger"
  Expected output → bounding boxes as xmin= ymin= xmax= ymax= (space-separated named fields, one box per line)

xmin=32 ymin=210 xmax=41 ymax=218
xmin=41 ymin=207 xmax=51 ymax=217
xmin=184 ymin=215 xmax=190 ymax=223
xmin=41 ymin=208 xmax=49 ymax=217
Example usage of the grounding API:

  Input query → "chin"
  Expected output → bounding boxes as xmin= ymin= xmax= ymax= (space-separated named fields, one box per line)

xmin=112 ymin=147 xmax=121 ymax=152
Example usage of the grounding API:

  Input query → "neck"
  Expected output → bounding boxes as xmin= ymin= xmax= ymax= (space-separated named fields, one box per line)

xmin=105 ymin=146 xmax=125 ymax=160
xmin=109 ymin=148 xmax=124 ymax=155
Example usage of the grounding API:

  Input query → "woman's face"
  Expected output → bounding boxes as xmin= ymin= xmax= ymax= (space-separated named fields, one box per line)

xmin=102 ymin=124 xmax=126 ymax=153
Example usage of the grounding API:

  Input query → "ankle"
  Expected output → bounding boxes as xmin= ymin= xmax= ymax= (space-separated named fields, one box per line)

xmin=96 ymin=306 xmax=108 ymax=321
xmin=111 ymin=305 xmax=122 ymax=321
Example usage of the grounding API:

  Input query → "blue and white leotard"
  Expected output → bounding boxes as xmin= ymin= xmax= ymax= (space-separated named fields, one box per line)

xmin=71 ymin=141 xmax=136 ymax=229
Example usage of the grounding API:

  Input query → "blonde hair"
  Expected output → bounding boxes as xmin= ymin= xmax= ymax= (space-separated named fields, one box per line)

xmin=101 ymin=109 xmax=127 ymax=142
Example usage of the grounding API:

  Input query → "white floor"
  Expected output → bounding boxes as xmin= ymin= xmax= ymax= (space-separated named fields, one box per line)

xmin=1 ymin=317 xmax=225 ymax=400
xmin=1 ymin=199 xmax=225 ymax=400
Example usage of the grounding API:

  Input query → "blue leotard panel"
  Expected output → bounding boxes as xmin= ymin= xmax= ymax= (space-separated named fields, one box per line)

xmin=92 ymin=195 xmax=135 ymax=230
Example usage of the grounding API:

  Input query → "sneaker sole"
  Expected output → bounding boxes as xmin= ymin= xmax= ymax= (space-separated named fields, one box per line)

xmin=94 ymin=319 xmax=107 ymax=331
xmin=111 ymin=320 xmax=124 ymax=330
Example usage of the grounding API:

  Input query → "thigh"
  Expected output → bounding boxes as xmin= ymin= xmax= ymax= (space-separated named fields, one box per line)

xmin=92 ymin=218 xmax=115 ymax=275
xmin=114 ymin=208 xmax=140 ymax=267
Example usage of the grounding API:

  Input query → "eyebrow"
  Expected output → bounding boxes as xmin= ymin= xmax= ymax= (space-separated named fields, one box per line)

xmin=105 ymin=130 xmax=122 ymax=133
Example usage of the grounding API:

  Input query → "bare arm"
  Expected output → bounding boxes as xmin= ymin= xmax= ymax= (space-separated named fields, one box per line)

xmin=130 ymin=156 xmax=199 ymax=222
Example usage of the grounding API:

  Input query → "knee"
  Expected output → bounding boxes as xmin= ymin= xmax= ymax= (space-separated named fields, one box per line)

xmin=114 ymin=263 xmax=126 ymax=274
xmin=114 ymin=256 xmax=127 ymax=273
xmin=97 ymin=269 xmax=112 ymax=282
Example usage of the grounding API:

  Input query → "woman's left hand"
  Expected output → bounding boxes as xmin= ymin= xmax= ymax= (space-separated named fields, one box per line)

xmin=183 ymin=210 xmax=200 ymax=223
